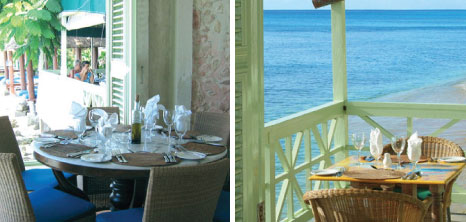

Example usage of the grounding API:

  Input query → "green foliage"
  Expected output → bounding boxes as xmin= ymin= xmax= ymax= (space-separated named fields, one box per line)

xmin=0 ymin=0 xmax=63 ymax=66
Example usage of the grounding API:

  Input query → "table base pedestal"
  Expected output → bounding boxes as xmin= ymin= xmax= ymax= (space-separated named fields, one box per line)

xmin=110 ymin=179 xmax=134 ymax=211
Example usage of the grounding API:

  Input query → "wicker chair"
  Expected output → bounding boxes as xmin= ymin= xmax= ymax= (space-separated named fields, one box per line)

xmin=0 ymin=116 xmax=74 ymax=191
xmin=0 ymin=153 xmax=95 ymax=221
xmin=382 ymin=136 xmax=465 ymax=222
xmin=304 ymin=189 xmax=432 ymax=222
xmin=96 ymin=158 xmax=229 ymax=222
xmin=86 ymin=106 xmax=120 ymax=126
xmin=192 ymin=112 xmax=230 ymax=146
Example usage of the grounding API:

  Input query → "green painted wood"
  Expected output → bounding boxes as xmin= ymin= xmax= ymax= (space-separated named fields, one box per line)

xmin=407 ymin=117 xmax=413 ymax=137
xmin=348 ymin=102 xmax=466 ymax=119
xmin=236 ymin=0 xmax=265 ymax=221
xmin=359 ymin=115 xmax=395 ymax=139
xmin=429 ymin=119 xmax=460 ymax=137
xmin=331 ymin=2 xmax=349 ymax=172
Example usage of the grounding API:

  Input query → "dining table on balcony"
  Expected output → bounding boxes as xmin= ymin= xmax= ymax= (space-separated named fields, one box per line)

xmin=309 ymin=156 xmax=466 ymax=222
xmin=32 ymin=130 xmax=228 ymax=211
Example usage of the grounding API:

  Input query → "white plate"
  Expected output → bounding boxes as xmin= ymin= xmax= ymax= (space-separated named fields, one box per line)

xmin=175 ymin=151 xmax=206 ymax=160
xmin=196 ymin=135 xmax=223 ymax=142
xmin=40 ymin=133 xmax=56 ymax=138
xmin=80 ymin=154 xmax=112 ymax=163
xmin=34 ymin=137 xmax=60 ymax=144
xmin=311 ymin=169 xmax=340 ymax=176
xmin=438 ymin=157 xmax=466 ymax=163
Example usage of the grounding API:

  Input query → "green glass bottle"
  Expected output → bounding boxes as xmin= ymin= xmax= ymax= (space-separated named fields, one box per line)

xmin=131 ymin=95 xmax=142 ymax=144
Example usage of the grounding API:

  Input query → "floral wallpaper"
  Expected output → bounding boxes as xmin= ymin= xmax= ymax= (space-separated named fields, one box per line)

xmin=192 ymin=0 xmax=230 ymax=113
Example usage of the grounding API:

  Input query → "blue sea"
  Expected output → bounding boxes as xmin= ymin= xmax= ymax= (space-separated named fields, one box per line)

xmin=265 ymin=10 xmax=466 ymax=122
xmin=265 ymin=10 xmax=466 ymax=219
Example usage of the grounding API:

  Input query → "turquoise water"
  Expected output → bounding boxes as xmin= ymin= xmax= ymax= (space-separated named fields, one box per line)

xmin=265 ymin=10 xmax=466 ymax=218
xmin=265 ymin=10 xmax=466 ymax=122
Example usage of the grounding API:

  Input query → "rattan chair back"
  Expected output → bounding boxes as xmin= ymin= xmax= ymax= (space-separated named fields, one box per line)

xmin=86 ymin=107 xmax=120 ymax=126
xmin=0 ymin=116 xmax=25 ymax=172
xmin=142 ymin=158 xmax=229 ymax=222
xmin=192 ymin=112 xmax=229 ymax=146
xmin=382 ymin=136 xmax=464 ymax=158
xmin=303 ymin=189 xmax=431 ymax=222
xmin=0 ymin=153 xmax=35 ymax=221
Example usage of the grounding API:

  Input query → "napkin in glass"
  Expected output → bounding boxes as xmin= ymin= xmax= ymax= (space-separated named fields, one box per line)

xmin=370 ymin=128 xmax=383 ymax=159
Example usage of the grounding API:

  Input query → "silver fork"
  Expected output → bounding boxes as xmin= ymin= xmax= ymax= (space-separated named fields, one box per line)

xmin=116 ymin=150 xmax=128 ymax=163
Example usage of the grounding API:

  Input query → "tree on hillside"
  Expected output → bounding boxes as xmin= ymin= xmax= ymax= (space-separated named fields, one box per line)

xmin=0 ymin=0 xmax=63 ymax=101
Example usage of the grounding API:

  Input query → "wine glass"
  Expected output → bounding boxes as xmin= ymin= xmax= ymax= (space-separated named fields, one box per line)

xmin=408 ymin=144 xmax=421 ymax=171
xmin=352 ymin=133 xmax=365 ymax=167
xmin=175 ymin=117 xmax=188 ymax=145
xmin=89 ymin=110 xmax=102 ymax=146
xmin=391 ymin=136 xmax=406 ymax=169
xmin=370 ymin=143 xmax=383 ymax=166
xmin=73 ymin=119 xmax=86 ymax=142
xmin=163 ymin=109 xmax=175 ymax=152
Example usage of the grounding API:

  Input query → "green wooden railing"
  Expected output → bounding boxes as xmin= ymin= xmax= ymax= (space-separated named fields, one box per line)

xmin=264 ymin=101 xmax=466 ymax=221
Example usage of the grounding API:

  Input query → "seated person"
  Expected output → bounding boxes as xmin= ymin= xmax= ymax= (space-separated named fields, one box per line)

xmin=68 ymin=60 xmax=81 ymax=78
xmin=74 ymin=61 xmax=94 ymax=84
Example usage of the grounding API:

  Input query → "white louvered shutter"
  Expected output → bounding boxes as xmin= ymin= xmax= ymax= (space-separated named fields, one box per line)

xmin=106 ymin=0 xmax=131 ymax=123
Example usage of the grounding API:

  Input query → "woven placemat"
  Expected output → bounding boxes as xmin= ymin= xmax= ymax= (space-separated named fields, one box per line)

xmin=183 ymin=143 xmax=226 ymax=155
xmin=45 ymin=130 xmax=78 ymax=139
xmin=391 ymin=155 xmax=428 ymax=164
xmin=114 ymin=125 xmax=131 ymax=133
xmin=165 ymin=130 xmax=201 ymax=139
xmin=344 ymin=168 xmax=405 ymax=180
xmin=40 ymin=144 xmax=94 ymax=158
xmin=111 ymin=153 xmax=180 ymax=167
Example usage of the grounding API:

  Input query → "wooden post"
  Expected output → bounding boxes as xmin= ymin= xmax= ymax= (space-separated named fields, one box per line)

xmin=76 ymin=48 xmax=82 ymax=61
xmin=92 ymin=47 xmax=98 ymax=69
xmin=331 ymin=1 xmax=348 ymax=190
xmin=53 ymin=48 xmax=58 ymax=70
xmin=19 ymin=54 xmax=26 ymax=90
xmin=8 ymin=51 xmax=15 ymax=95
xmin=3 ymin=51 xmax=9 ymax=80
xmin=26 ymin=60 xmax=35 ymax=101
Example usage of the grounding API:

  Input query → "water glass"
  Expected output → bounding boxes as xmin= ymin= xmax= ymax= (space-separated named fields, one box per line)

xmin=175 ymin=117 xmax=188 ymax=145
xmin=89 ymin=110 xmax=102 ymax=146
xmin=163 ymin=109 xmax=175 ymax=152
xmin=73 ymin=119 xmax=86 ymax=142
xmin=391 ymin=136 xmax=406 ymax=169
xmin=352 ymin=133 xmax=365 ymax=167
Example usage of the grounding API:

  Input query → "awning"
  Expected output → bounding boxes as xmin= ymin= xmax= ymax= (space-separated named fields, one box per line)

xmin=61 ymin=0 xmax=106 ymax=31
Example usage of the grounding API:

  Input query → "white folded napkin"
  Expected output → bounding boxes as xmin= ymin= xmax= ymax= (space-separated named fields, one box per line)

xmin=370 ymin=128 xmax=383 ymax=159
xmin=407 ymin=132 xmax=422 ymax=162
xmin=69 ymin=101 xmax=87 ymax=119
xmin=144 ymin=95 xmax=161 ymax=125
xmin=174 ymin=105 xmax=192 ymax=121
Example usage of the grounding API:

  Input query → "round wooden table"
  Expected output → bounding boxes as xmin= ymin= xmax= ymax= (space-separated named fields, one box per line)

xmin=32 ymin=136 xmax=228 ymax=211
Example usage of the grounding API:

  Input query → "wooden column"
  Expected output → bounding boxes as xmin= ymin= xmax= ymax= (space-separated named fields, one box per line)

xmin=27 ymin=60 xmax=35 ymax=101
xmin=76 ymin=48 xmax=82 ymax=61
xmin=91 ymin=47 xmax=98 ymax=69
xmin=8 ymin=51 xmax=15 ymax=95
xmin=19 ymin=54 xmax=26 ymax=90
xmin=3 ymin=51 xmax=9 ymax=79
xmin=331 ymin=1 xmax=348 ymax=167
xmin=53 ymin=48 xmax=58 ymax=70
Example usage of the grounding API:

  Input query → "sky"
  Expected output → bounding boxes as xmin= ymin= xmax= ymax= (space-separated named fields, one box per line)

xmin=264 ymin=0 xmax=466 ymax=10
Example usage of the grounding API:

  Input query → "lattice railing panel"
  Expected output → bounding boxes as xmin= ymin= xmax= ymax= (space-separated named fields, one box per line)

xmin=265 ymin=101 xmax=345 ymax=221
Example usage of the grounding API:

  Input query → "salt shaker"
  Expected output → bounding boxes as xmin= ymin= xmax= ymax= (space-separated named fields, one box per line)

xmin=383 ymin=153 xmax=392 ymax=169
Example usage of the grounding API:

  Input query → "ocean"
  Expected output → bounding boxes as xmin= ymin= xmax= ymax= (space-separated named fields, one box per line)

xmin=264 ymin=10 xmax=466 ymax=218
xmin=265 ymin=10 xmax=466 ymax=122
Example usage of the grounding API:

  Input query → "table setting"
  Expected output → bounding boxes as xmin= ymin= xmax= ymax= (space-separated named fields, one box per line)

xmin=33 ymin=99 xmax=227 ymax=169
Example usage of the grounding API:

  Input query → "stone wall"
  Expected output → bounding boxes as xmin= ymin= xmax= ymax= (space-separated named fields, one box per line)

xmin=191 ymin=0 xmax=230 ymax=113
